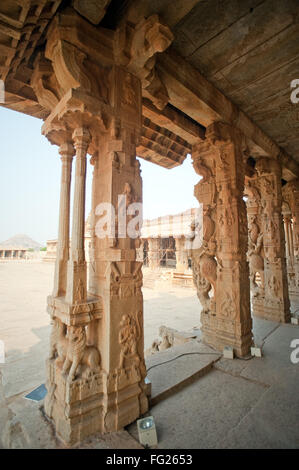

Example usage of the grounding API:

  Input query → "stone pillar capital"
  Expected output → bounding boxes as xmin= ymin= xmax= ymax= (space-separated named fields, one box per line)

xmin=255 ymin=156 xmax=281 ymax=178
xmin=59 ymin=142 xmax=75 ymax=160
xmin=283 ymin=214 xmax=292 ymax=223
xmin=72 ymin=127 xmax=91 ymax=152
xmin=205 ymin=121 xmax=243 ymax=148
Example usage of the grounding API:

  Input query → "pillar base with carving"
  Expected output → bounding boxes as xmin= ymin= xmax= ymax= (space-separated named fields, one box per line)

xmin=201 ymin=314 xmax=252 ymax=357
xmin=45 ymin=294 xmax=147 ymax=444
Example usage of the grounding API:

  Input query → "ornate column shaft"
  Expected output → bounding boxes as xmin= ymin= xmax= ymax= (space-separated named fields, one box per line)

xmin=66 ymin=128 xmax=91 ymax=305
xmin=53 ymin=143 xmax=74 ymax=297
xmin=90 ymin=67 xmax=148 ymax=432
xmin=256 ymin=158 xmax=290 ymax=322
xmin=192 ymin=122 xmax=252 ymax=357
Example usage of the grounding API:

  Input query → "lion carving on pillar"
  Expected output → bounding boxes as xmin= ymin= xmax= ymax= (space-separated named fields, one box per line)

xmin=62 ymin=326 xmax=101 ymax=381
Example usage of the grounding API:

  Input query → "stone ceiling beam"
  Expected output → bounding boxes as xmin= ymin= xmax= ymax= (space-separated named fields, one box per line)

xmin=72 ymin=0 xmax=112 ymax=25
xmin=157 ymin=50 xmax=299 ymax=180
xmin=142 ymin=97 xmax=205 ymax=145
xmin=121 ymin=0 xmax=202 ymax=29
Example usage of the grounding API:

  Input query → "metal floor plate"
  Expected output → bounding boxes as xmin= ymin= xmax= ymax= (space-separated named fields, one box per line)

xmin=24 ymin=383 xmax=47 ymax=402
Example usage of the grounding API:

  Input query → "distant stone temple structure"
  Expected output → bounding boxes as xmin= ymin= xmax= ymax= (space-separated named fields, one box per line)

xmin=1 ymin=0 xmax=299 ymax=445
xmin=139 ymin=208 xmax=197 ymax=271
xmin=45 ymin=209 xmax=197 ymax=272
xmin=0 ymin=247 xmax=27 ymax=259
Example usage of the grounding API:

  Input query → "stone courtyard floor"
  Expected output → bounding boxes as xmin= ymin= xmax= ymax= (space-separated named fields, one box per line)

xmin=0 ymin=260 xmax=298 ymax=448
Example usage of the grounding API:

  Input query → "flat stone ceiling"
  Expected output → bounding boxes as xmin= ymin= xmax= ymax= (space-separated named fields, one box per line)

xmin=171 ymin=0 xmax=299 ymax=163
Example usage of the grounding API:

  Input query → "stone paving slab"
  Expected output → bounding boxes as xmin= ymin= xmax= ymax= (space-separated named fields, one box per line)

xmin=215 ymin=321 xmax=299 ymax=387
xmin=218 ymin=370 xmax=299 ymax=449
xmin=252 ymin=316 xmax=280 ymax=346
xmin=240 ymin=323 xmax=299 ymax=386
xmin=129 ymin=368 xmax=267 ymax=449
xmin=130 ymin=319 xmax=299 ymax=449
xmin=146 ymin=341 xmax=221 ymax=405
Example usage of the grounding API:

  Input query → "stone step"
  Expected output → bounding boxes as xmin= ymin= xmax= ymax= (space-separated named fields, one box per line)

xmin=145 ymin=341 xmax=221 ymax=406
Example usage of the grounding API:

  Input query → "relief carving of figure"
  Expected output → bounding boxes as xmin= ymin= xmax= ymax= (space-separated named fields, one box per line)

xmin=122 ymin=74 xmax=137 ymax=108
xmin=118 ymin=314 xmax=140 ymax=370
xmin=49 ymin=318 xmax=68 ymax=362
xmin=62 ymin=326 xmax=101 ymax=381
xmin=191 ymin=201 xmax=217 ymax=314
xmin=193 ymin=157 xmax=212 ymax=183
xmin=267 ymin=275 xmax=281 ymax=299
xmin=220 ymin=291 xmax=236 ymax=319
xmin=219 ymin=207 xmax=235 ymax=237
xmin=76 ymin=278 xmax=85 ymax=303
xmin=123 ymin=182 xmax=137 ymax=207
xmin=247 ymin=221 xmax=265 ymax=293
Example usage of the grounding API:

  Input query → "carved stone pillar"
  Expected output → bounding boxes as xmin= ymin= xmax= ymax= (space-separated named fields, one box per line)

xmin=32 ymin=7 xmax=174 ymax=445
xmin=53 ymin=143 xmax=74 ymax=297
xmin=148 ymin=238 xmax=161 ymax=270
xmin=283 ymin=179 xmax=299 ymax=306
xmin=255 ymin=158 xmax=290 ymax=322
xmin=191 ymin=122 xmax=252 ymax=357
xmin=90 ymin=76 xmax=148 ymax=431
xmin=175 ymin=237 xmax=188 ymax=272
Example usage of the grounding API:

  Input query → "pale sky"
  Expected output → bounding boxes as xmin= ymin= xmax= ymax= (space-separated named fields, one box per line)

xmin=0 ymin=107 xmax=199 ymax=245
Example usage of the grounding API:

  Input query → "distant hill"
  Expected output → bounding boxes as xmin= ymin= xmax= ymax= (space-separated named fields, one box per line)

xmin=0 ymin=234 xmax=42 ymax=250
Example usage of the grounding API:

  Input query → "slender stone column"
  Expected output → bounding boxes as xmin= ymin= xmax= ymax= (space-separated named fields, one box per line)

xmin=284 ymin=216 xmax=290 ymax=260
xmin=283 ymin=214 xmax=292 ymax=266
xmin=192 ymin=122 xmax=252 ymax=357
xmin=66 ymin=128 xmax=91 ymax=305
xmin=175 ymin=237 xmax=188 ymax=272
xmin=283 ymin=179 xmax=299 ymax=306
xmin=148 ymin=238 xmax=161 ymax=270
xmin=289 ymin=221 xmax=294 ymax=267
xmin=53 ymin=143 xmax=74 ymax=297
xmin=87 ymin=151 xmax=98 ymax=297
xmin=256 ymin=158 xmax=290 ymax=322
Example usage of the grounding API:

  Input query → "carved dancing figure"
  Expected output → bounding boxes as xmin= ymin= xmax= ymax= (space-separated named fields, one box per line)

xmin=118 ymin=314 xmax=139 ymax=369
